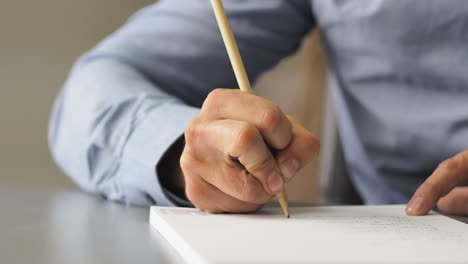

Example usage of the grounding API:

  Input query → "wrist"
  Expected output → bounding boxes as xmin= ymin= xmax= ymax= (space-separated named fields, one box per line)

xmin=158 ymin=135 xmax=186 ymax=199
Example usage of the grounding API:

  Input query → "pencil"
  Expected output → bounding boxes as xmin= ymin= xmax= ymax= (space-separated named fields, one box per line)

xmin=210 ymin=0 xmax=290 ymax=218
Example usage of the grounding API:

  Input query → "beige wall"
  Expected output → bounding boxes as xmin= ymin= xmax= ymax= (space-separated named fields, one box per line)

xmin=0 ymin=1 xmax=327 ymax=202
xmin=0 ymin=0 xmax=154 ymax=186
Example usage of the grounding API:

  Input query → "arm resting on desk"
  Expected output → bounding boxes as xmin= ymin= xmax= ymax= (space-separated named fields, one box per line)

xmin=48 ymin=0 xmax=314 ymax=206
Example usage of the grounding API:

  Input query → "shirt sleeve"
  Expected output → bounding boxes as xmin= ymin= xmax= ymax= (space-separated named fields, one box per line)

xmin=48 ymin=0 xmax=315 ymax=207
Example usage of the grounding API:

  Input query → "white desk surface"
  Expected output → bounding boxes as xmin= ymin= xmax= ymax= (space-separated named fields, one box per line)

xmin=0 ymin=184 xmax=183 ymax=264
xmin=1 ymin=184 xmax=466 ymax=264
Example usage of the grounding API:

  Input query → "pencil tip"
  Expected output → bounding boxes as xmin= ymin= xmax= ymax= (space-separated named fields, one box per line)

xmin=277 ymin=191 xmax=289 ymax=218
xmin=281 ymin=208 xmax=289 ymax=218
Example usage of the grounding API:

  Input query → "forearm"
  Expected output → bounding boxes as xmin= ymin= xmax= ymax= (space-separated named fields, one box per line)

xmin=49 ymin=0 xmax=314 ymax=206
xmin=49 ymin=59 xmax=199 ymax=206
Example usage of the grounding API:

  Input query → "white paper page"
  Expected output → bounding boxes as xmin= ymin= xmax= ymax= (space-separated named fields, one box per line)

xmin=150 ymin=205 xmax=468 ymax=264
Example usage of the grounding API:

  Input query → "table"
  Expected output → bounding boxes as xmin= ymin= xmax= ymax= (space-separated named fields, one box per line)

xmin=0 ymin=184 xmax=183 ymax=264
xmin=1 ymin=184 xmax=467 ymax=264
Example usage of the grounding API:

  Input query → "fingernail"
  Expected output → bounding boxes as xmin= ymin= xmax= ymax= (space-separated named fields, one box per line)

xmin=407 ymin=197 xmax=424 ymax=215
xmin=281 ymin=159 xmax=300 ymax=181
xmin=267 ymin=171 xmax=283 ymax=193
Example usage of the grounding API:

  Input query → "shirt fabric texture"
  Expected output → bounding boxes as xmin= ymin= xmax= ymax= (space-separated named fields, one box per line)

xmin=49 ymin=0 xmax=468 ymax=206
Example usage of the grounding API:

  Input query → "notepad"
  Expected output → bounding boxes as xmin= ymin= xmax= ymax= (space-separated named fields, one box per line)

xmin=150 ymin=205 xmax=468 ymax=263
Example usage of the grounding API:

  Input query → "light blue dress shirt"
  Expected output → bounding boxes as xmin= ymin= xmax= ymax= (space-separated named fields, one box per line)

xmin=49 ymin=0 xmax=468 ymax=206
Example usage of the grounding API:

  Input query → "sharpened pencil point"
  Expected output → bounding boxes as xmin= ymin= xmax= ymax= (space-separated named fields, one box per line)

xmin=277 ymin=190 xmax=289 ymax=218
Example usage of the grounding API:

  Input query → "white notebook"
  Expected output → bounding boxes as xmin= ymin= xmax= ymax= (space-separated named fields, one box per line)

xmin=150 ymin=205 xmax=468 ymax=264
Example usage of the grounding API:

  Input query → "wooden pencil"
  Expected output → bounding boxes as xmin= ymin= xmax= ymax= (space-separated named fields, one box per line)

xmin=210 ymin=0 xmax=290 ymax=218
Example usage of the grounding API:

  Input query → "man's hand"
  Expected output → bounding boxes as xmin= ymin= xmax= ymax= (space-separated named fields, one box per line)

xmin=407 ymin=150 xmax=468 ymax=216
xmin=180 ymin=89 xmax=320 ymax=213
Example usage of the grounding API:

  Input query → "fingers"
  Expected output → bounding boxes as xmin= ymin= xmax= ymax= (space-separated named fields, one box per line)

xmin=184 ymin=90 xmax=319 ymax=214
xmin=181 ymin=129 xmax=273 ymax=205
xmin=407 ymin=150 xmax=468 ymax=216
xmin=276 ymin=116 xmax=320 ymax=181
xmin=184 ymin=169 xmax=262 ymax=214
xmin=201 ymin=119 xmax=285 ymax=197
xmin=201 ymin=89 xmax=292 ymax=150
xmin=436 ymin=187 xmax=468 ymax=216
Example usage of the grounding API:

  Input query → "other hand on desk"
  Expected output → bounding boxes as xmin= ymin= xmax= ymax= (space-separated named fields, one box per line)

xmin=407 ymin=150 xmax=468 ymax=216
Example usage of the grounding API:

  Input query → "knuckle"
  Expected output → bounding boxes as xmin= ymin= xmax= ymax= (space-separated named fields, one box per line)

xmin=455 ymin=151 xmax=468 ymax=167
xmin=234 ymin=123 xmax=259 ymax=149
xmin=179 ymin=153 xmax=194 ymax=173
xmin=439 ymin=151 xmax=468 ymax=171
xmin=302 ymin=134 xmax=321 ymax=159
xmin=184 ymin=118 xmax=201 ymax=144
xmin=185 ymin=181 xmax=203 ymax=206
xmin=203 ymin=88 xmax=226 ymax=111
xmin=260 ymin=104 xmax=282 ymax=133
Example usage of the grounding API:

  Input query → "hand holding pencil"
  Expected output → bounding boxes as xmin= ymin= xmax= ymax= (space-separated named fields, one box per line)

xmin=178 ymin=0 xmax=320 ymax=216
xmin=210 ymin=0 xmax=290 ymax=217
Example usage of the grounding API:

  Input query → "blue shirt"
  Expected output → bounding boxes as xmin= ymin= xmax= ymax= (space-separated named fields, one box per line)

xmin=49 ymin=0 xmax=468 ymax=206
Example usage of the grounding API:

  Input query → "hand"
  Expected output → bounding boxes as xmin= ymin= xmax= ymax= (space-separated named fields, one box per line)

xmin=407 ymin=150 xmax=468 ymax=216
xmin=180 ymin=89 xmax=320 ymax=213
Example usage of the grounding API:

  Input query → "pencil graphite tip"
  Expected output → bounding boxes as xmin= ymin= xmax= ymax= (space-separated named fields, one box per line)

xmin=277 ymin=191 xmax=289 ymax=218
xmin=281 ymin=207 xmax=289 ymax=218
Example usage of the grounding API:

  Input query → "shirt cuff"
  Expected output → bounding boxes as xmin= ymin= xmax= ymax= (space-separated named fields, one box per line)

xmin=119 ymin=102 xmax=199 ymax=206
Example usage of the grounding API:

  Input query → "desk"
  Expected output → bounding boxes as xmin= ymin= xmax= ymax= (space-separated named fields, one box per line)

xmin=0 ymin=184 xmax=183 ymax=264
xmin=1 ymin=185 xmax=467 ymax=264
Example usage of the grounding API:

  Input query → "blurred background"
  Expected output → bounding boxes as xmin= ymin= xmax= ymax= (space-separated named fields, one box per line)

xmin=0 ymin=0 xmax=155 ymax=187
xmin=0 ymin=1 xmax=327 ymax=203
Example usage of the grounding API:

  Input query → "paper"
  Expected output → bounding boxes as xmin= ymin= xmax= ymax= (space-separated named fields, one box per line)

xmin=150 ymin=205 xmax=468 ymax=264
